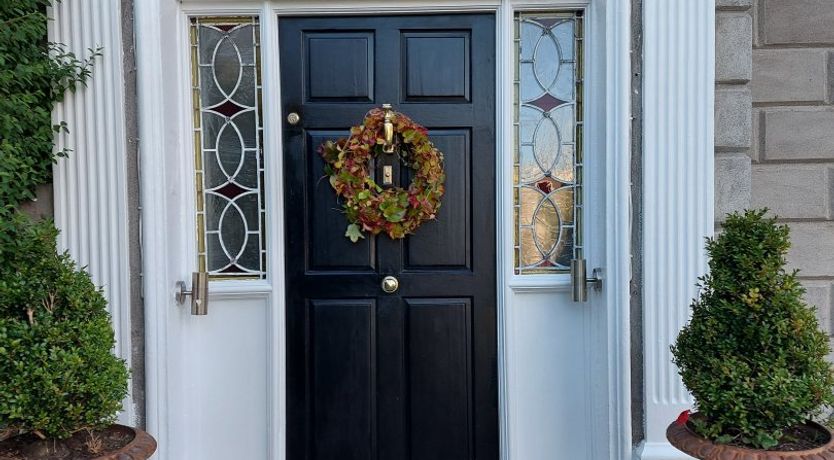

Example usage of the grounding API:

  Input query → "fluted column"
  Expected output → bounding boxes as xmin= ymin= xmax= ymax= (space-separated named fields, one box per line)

xmin=638 ymin=1 xmax=715 ymax=458
xmin=49 ymin=0 xmax=134 ymax=425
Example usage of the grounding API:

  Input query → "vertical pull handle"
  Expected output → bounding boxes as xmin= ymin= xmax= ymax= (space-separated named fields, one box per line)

xmin=176 ymin=272 xmax=209 ymax=315
xmin=571 ymin=259 xmax=602 ymax=302
xmin=382 ymin=103 xmax=395 ymax=153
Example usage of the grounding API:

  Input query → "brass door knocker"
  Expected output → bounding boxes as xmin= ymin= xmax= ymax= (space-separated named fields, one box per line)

xmin=382 ymin=103 xmax=395 ymax=153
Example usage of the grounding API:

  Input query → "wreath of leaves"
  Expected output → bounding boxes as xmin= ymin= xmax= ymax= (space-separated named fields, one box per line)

xmin=319 ymin=107 xmax=445 ymax=242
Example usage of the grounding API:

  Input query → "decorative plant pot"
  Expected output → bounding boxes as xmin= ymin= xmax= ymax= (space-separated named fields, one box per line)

xmin=88 ymin=425 xmax=157 ymax=460
xmin=0 ymin=424 xmax=156 ymax=460
xmin=667 ymin=418 xmax=834 ymax=460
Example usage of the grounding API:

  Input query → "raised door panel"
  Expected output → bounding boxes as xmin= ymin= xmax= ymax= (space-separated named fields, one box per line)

xmin=406 ymin=298 xmax=473 ymax=460
xmin=402 ymin=31 xmax=471 ymax=102
xmin=306 ymin=130 xmax=375 ymax=271
xmin=310 ymin=299 xmax=376 ymax=460
xmin=404 ymin=130 xmax=471 ymax=270
xmin=305 ymin=32 xmax=374 ymax=102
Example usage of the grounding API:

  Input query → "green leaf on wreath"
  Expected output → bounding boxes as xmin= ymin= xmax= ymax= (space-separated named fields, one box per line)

xmin=345 ymin=223 xmax=365 ymax=243
xmin=383 ymin=207 xmax=406 ymax=223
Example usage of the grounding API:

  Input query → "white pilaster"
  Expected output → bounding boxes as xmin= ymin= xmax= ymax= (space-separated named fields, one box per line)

xmin=49 ymin=1 xmax=135 ymax=424
xmin=638 ymin=1 xmax=715 ymax=459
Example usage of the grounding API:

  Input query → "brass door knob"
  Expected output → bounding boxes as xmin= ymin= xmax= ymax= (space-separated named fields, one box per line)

xmin=287 ymin=112 xmax=301 ymax=125
xmin=381 ymin=276 xmax=399 ymax=294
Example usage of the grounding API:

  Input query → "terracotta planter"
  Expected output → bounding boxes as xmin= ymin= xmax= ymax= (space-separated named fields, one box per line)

xmin=89 ymin=425 xmax=157 ymax=460
xmin=667 ymin=419 xmax=834 ymax=460
xmin=2 ymin=425 xmax=156 ymax=460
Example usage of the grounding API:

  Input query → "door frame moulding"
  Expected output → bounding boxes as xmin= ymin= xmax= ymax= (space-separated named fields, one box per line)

xmin=134 ymin=1 xmax=632 ymax=460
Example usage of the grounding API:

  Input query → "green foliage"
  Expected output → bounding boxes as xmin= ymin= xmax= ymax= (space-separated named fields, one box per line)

xmin=672 ymin=209 xmax=834 ymax=449
xmin=0 ymin=213 xmax=129 ymax=439
xmin=0 ymin=1 xmax=99 ymax=209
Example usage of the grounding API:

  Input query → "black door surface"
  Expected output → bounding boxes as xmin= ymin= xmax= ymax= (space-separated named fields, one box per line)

xmin=281 ymin=14 xmax=496 ymax=460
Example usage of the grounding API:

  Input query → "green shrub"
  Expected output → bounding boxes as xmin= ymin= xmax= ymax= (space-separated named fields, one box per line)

xmin=672 ymin=209 xmax=834 ymax=449
xmin=0 ymin=212 xmax=128 ymax=439
xmin=0 ymin=1 xmax=99 ymax=209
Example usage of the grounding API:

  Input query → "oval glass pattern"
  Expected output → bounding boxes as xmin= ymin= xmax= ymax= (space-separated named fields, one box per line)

xmin=532 ymin=193 xmax=560 ymax=258
xmin=514 ymin=12 xmax=583 ymax=274
xmin=532 ymin=114 xmax=561 ymax=174
xmin=191 ymin=17 xmax=266 ymax=279
xmin=532 ymin=30 xmax=561 ymax=93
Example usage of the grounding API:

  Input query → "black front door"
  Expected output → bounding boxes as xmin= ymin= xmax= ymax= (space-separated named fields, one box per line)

xmin=281 ymin=14 xmax=496 ymax=460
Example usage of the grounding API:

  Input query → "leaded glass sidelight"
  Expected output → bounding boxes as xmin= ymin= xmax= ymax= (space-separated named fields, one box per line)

xmin=514 ymin=12 xmax=583 ymax=275
xmin=190 ymin=17 xmax=266 ymax=279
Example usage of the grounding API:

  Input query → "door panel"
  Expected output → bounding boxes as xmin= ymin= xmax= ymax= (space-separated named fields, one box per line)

xmin=310 ymin=299 xmax=375 ymax=459
xmin=306 ymin=130 xmax=375 ymax=271
xmin=404 ymin=130 xmax=471 ymax=270
xmin=406 ymin=298 xmax=472 ymax=460
xmin=402 ymin=31 xmax=470 ymax=101
xmin=281 ymin=14 xmax=496 ymax=460
xmin=305 ymin=32 xmax=374 ymax=102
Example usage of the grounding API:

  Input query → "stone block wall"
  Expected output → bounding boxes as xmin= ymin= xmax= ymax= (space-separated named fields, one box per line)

xmin=716 ymin=0 xmax=753 ymax=218
xmin=753 ymin=0 xmax=834 ymax=336
xmin=718 ymin=0 xmax=834 ymax=337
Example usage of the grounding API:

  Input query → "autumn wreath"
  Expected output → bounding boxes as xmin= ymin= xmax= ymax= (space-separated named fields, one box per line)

xmin=319 ymin=107 xmax=445 ymax=242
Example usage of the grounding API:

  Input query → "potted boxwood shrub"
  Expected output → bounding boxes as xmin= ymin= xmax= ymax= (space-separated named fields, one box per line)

xmin=667 ymin=209 xmax=834 ymax=459
xmin=0 ymin=212 xmax=156 ymax=459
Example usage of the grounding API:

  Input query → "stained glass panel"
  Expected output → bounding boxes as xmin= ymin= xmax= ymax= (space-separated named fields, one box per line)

xmin=190 ymin=17 xmax=266 ymax=279
xmin=514 ymin=12 xmax=583 ymax=275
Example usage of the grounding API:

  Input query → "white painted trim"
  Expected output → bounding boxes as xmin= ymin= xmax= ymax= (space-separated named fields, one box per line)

xmin=49 ymin=0 xmax=135 ymax=425
xmin=495 ymin=3 xmax=513 ymax=458
xmin=500 ymin=1 xmax=632 ymax=459
xmin=599 ymin=0 xmax=634 ymax=457
xmin=134 ymin=0 xmax=173 ymax=456
xmin=136 ymin=2 xmax=635 ymax=460
xmin=638 ymin=0 xmax=715 ymax=458
xmin=258 ymin=4 xmax=288 ymax=458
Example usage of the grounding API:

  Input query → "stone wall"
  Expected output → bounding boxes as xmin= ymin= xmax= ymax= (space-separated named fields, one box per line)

xmin=752 ymin=0 xmax=834 ymax=339
xmin=717 ymin=0 xmax=834 ymax=339
xmin=715 ymin=0 xmax=753 ymax=218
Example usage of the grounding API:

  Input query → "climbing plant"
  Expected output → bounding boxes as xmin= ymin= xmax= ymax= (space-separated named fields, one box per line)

xmin=0 ymin=0 xmax=99 ymax=213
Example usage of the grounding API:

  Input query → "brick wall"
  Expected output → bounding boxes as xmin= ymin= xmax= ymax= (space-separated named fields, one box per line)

xmin=717 ymin=0 xmax=834 ymax=337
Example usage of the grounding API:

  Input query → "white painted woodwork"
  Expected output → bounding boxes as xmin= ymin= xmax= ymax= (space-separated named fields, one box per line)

xmin=135 ymin=1 xmax=635 ymax=459
xmin=501 ymin=1 xmax=632 ymax=459
xmin=129 ymin=0 xmax=668 ymax=459
xmin=50 ymin=0 xmax=719 ymax=456
xmin=135 ymin=2 xmax=280 ymax=458
xmin=637 ymin=1 xmax=715 ymax=459
xmin=48 ymin=0 xmax=135 ymax=425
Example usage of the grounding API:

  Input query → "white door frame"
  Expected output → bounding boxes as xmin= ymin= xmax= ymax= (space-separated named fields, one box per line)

xmin=133 ymin=1 xmax=633 ymax=459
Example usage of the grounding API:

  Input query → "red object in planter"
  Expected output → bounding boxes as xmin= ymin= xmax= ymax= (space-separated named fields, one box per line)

xmin=675 ymin=410 xmax=691 ymax=426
